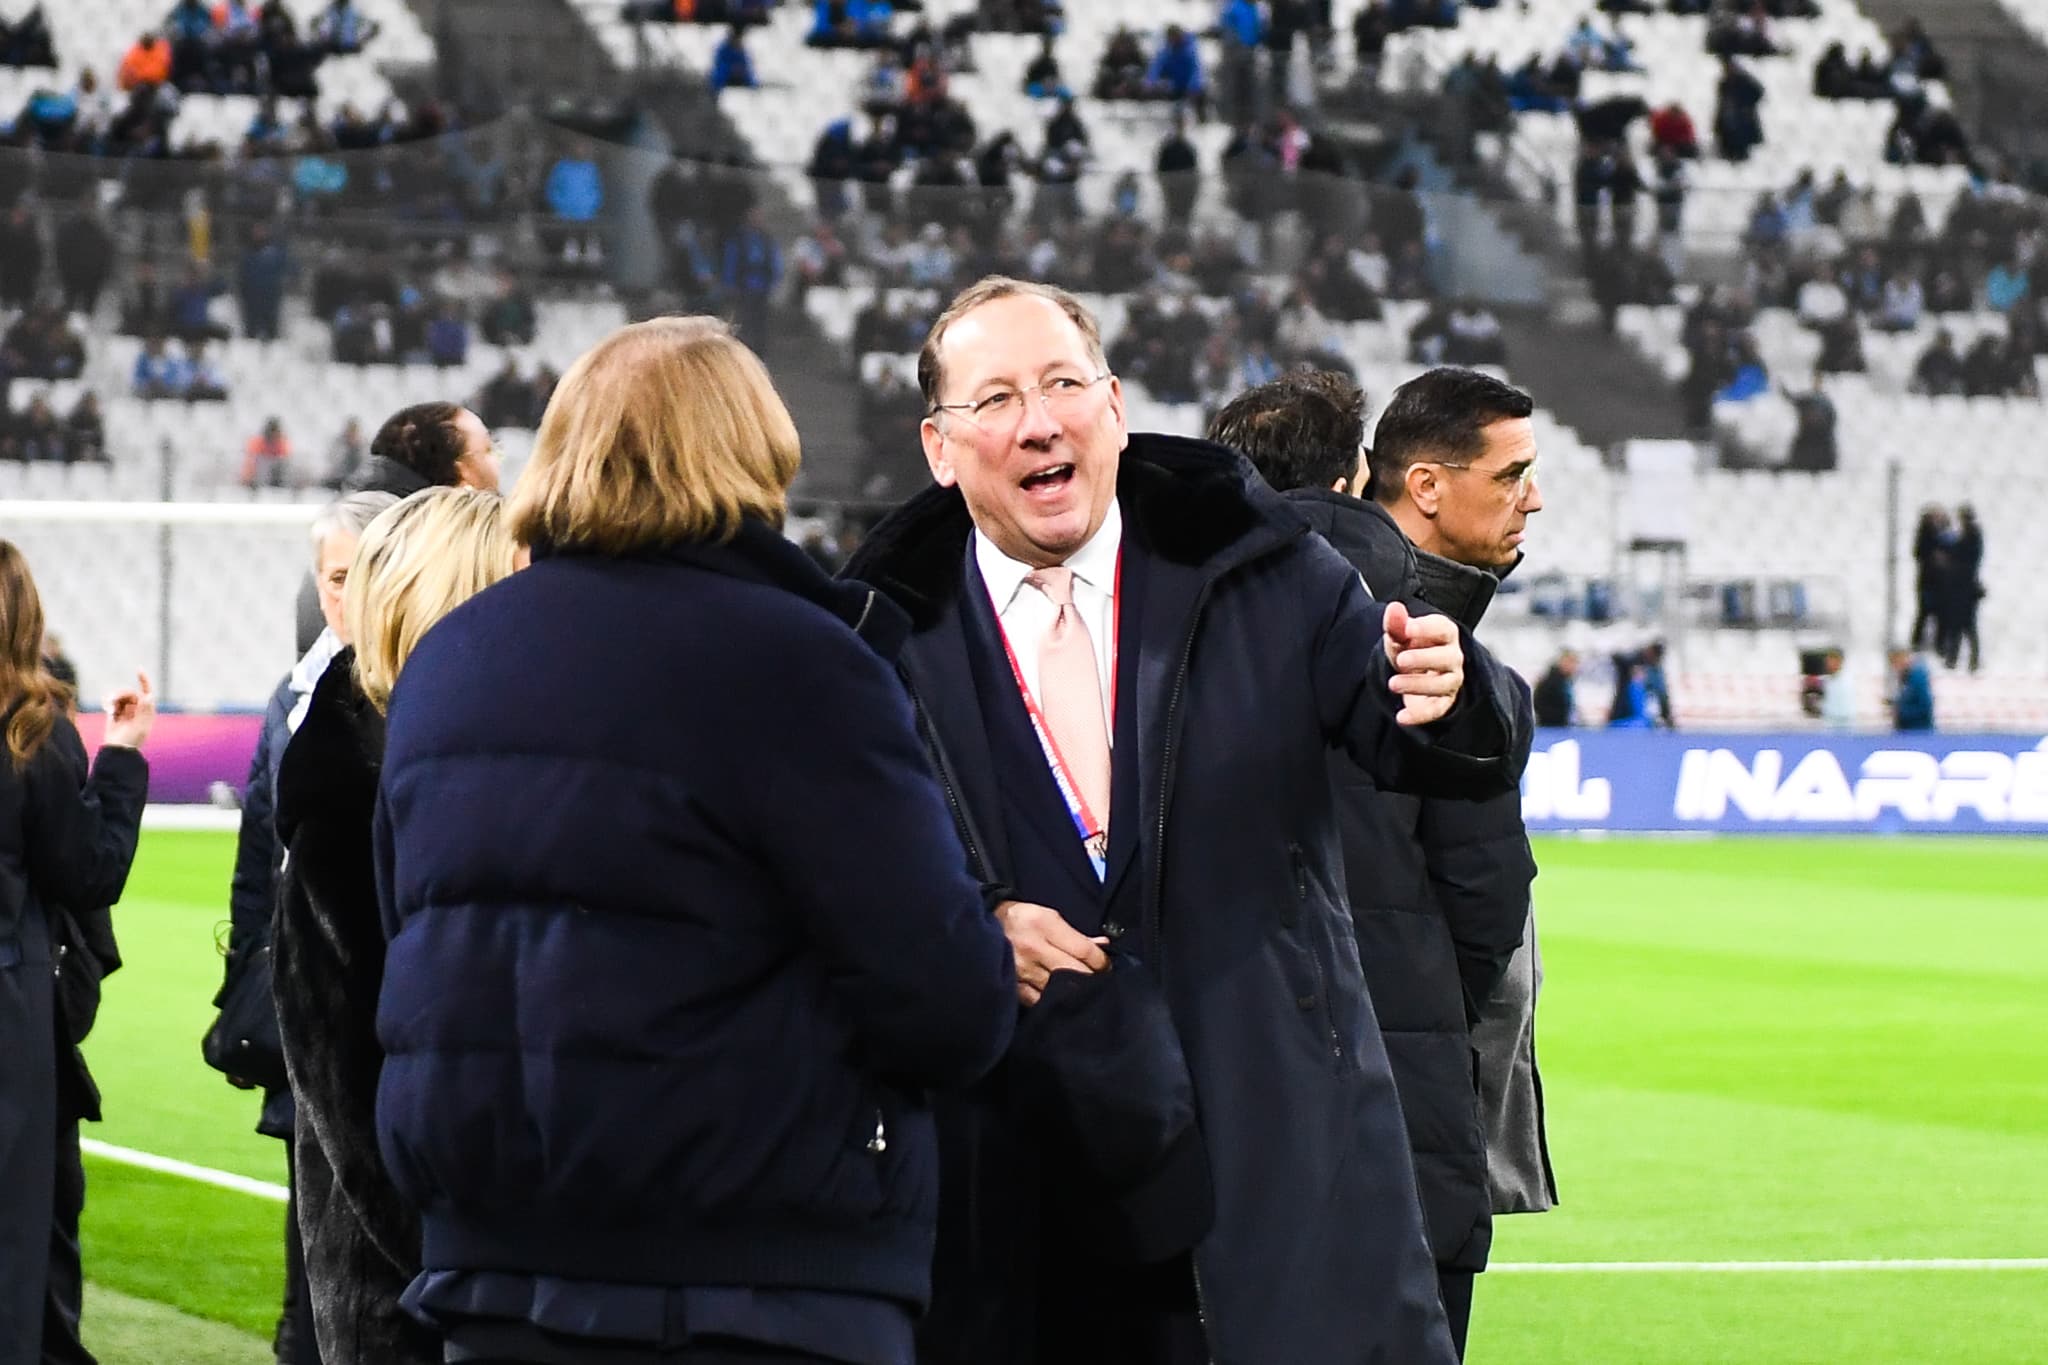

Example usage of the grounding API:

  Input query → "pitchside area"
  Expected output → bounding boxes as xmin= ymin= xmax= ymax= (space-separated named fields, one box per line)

xmin=71 ymin=833 xmax=2048 ymax=1363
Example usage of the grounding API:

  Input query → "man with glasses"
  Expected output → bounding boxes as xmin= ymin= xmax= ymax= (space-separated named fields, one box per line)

xmin=847 ymin=278 xmax=1532 ymax=1365
xmin=1210 ymin=366 xmax=1547 ymax=1358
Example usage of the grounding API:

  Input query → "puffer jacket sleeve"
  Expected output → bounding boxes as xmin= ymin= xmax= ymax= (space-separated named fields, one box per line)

xmin=742 ymin=623 xmax=1017 ymax=1092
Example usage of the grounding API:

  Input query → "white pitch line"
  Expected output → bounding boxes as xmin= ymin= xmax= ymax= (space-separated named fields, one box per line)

xmin=1492 ymin=1259 xmax=2048 ymax=1273
xmin=62 ymin=1146 xmax=2048 ymax=1276
xmin=80 ymin=1139 xmax=288 ymax=1203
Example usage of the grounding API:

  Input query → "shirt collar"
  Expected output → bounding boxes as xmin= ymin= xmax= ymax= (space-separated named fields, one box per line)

xmin=974 ymin=497 xmax=1123 ymax=614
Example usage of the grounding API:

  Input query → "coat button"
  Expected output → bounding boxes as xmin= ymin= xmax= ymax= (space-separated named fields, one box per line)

xmin=1296 ymin=994 xmax=1317 ymax=1011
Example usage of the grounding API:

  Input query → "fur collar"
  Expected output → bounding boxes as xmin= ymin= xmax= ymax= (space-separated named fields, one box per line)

xmin=846 ymin=434 xmax=1294 ymax=631
xmin=274 ymin=648 xmax=385 ymax=842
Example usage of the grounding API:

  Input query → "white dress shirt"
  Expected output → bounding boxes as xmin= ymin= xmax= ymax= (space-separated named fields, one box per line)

xmin=974 ymin=498 xmax=1122 ymax=740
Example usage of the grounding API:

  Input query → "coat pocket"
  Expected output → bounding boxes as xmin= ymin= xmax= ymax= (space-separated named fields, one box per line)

xmin=1287 ymin=844 xmax=1344 ymax=1069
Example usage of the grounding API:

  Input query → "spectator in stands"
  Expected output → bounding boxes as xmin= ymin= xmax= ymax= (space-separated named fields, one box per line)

xmin=1716 ymin=334 xmax=1769 ymax=402
xmin=1876 ymin=269 xmax=1924 ymax=333
xmin=1925 ymin=267 xmax=1971 ymax=316
xmin=131 ymin=336 xmax=180 ymax=400
xmin=1219 ymin=0 xmax=1264 ymax=124
xmin=1912 ymin=328 xmax=1965 ymax=396
xmin=119 ymin=31 xmax=175 ymax=92
xmin=63 ymin=392 xmax=105 ymax=464
xmin=1352 ymin=2 xmax=1391 ymax=81
xmin=51 ymin=209 xmax=114 ymax=319
xmin=1889 ymin=649 xmax=1934 ymax=731
xmin=711 ymin=26 xmax=758 ymax=96
xmin=0 ymin=5 xmax=54 ymax=69
xmin=479 ymin=272 xmax=537 ymax=347
xmin=1783 ymin=370 xmax=1837 ymax=471
xmin=1092 ymin=25 xmax=1148 ymax=100
xmin=1985 ymin=256 xmax=2031 ymax=315
xmin=471 ymin=357 xmax=534 ymax=431
xmin=325 ymin=417 xmax=367 ymax=490
xmin=0 ymin=207 xmax=41 ymax=311
xmin=543 ymin=154 xmax=606 ymax=268
xmin=1652 ymin=146 xmax=1688 ymax=271
xmin=1713 ymin=56 xmax=1765 ymax=162
xmin=213 ymin=0 xmax=264 ymax=93
xmin=7 ymin=394 xmax=65 ymax=463
xmin=1146 ymin=25 xmax=1208 ymax=117
xmin=1707 ymin=2 xmax=1778 ymax=58
xmin=1024 ymin=33 xmax=1065 ymax=97
xmin=237 ymin=222 xmax=291 ymax=343
xmin=426 ymin=307 xmax=470 ymax=368
xmin=790 ymin=220 xmax=849 ymax=304
xmin=720 ymin=207 xmax=782 ymax=350
xmin=315 ymin=0 xmax=381 ymax=54
xmin=244 ymin=417 xmax=293 ymax=489
xmin=168 ymin=268 xmax=229 ymax=345
xmin=185 ymin=338 xmax=230 ymax=401
xmin=1155 ymin=115 xmax=1200 ymax=223
xmin=1567 ymin=13 xmax=1639 ymax=73
xmin=1534 ymin=650 xmax=1578 ymax=727
xmin=1814 ymin=312 xmax=1865 ymax=374
xmin=1 ymin=306 xmax=84 ymax=382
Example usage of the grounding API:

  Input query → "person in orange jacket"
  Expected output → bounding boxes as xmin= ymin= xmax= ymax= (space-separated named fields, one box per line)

xmin=116 ymin=33 xmax=172 ymax=91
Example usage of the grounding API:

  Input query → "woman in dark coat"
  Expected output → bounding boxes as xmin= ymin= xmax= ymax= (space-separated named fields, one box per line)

xmin=223 ymin=489 xmax=396 ymax=1365
xmin=372 ymin=316 xmax=1018 ymax=1365
xmin=0 ymin=540 xmax=152 ymax=1362
xmin=274 ymin=487 xmax=518 ymax=1365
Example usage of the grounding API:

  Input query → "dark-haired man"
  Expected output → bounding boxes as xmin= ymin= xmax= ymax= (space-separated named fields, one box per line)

xmin=1210 ymin=365 xmax=1553 ymax=1357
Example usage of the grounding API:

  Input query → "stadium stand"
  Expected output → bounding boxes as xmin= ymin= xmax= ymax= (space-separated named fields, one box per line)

xmin=2 ymin=0 xmax=2042 ymax=724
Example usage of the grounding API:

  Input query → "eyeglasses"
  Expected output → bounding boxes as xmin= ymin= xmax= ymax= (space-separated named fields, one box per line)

xmin=1420 ymin=458 xmax=1540 ymax=500
xmin=929 ymin=371 xmax=1111 ymax=428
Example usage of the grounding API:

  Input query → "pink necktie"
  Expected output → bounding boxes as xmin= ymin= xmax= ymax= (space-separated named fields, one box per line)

xmin=1026 ymin=567 xmax=1112 ymax=842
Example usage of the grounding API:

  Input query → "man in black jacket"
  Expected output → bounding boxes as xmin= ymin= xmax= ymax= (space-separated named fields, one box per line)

xmin=1210 ymin=366 xmax=1544 ymax=1358
xmin=847 ymin=279 xmax=1534 ymax=1365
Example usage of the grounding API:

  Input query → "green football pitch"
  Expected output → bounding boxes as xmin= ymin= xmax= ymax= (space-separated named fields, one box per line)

xmin=68 ymin=831 xmax=2048 ymax=1363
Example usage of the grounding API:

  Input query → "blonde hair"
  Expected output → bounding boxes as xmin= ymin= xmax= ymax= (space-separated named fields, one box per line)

xmin=509 ymin=315 xmax=801 ymax=554
xmin=917 ymin=276 xmax=1108 ymax=412
xmin=345 ymin=488 xmax=518 ymax=713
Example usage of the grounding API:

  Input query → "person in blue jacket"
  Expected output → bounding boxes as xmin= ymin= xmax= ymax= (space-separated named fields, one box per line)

xmin=710 ymin=26 xmax=756 ymax=95
xmin=372 ymin=316 xmax=1018 ymax=1365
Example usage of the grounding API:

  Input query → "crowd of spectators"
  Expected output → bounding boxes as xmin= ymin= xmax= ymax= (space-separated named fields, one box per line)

xmin=0 ymin=389 xmax=104 ymax=465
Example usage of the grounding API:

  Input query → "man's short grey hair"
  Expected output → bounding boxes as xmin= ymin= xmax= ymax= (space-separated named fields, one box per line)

xmin=309 ymin=491 xmax=401 ymax=573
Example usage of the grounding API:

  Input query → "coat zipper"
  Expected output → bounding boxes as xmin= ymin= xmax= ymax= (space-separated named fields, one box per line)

xmin=1147 ymin=535 xmax=1303 ymax=1365
xmin=1290 ymin=842 xmax=1343 ymax=1063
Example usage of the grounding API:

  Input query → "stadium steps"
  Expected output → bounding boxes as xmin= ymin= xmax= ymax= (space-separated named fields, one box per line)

xmin=1496 ymin=306 xmax=1696 ymax=446
xmin=1853 ymin=0 xmax=2048 ymax=175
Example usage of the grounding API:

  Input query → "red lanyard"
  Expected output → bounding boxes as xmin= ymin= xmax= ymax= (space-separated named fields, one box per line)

xmin=988 ymin=551 xmax=1121 ymax=859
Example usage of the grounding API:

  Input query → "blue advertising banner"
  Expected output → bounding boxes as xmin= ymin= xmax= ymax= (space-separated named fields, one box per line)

xmin=1521 ymin=731 xmax=2048 ymax=834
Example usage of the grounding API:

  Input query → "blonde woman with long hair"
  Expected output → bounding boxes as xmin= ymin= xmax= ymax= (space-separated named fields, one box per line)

xmin=0 ymin=540 xmax=153 ymax=1361
xmin=269 ymin=489 xmax=518 ymax=1365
